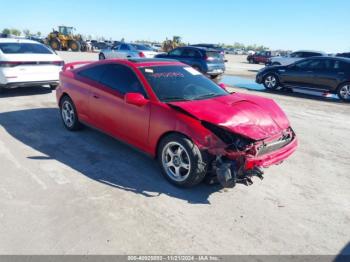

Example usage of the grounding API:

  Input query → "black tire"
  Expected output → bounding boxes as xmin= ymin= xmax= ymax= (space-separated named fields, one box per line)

xmin=337 ymin=82 xmax=350 ymax=102
xmin=263 ymin=73 xmax=279 ymax=90
xmin=59 ymin=96 xmax=82 ymax=131
xmin=99 ymin=53 xmax=106 ymax=60
xmin=210 ymin=74 xmax=221 ymax=80
xmin=69 ymin=40 xmax=81 ymax=52
xmin=49 ymin=38 xmax=61 ymax=51
xmin=157 ymin=133 xmax=208 ymax=188
xmin=0 ymin=87 xmax=5 ymax=94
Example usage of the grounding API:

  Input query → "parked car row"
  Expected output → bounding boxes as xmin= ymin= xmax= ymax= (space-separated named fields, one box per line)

xmin=99 ymin=44 xmax=226 ymax=79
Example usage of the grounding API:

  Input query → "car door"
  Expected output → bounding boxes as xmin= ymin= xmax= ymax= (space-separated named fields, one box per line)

xmin=280 ymin=59 xmax=315 ymax=87
xmin=117 ymin=44 xmax=132 ymax=58
xmin=75 ymin=64 xmax=109 ymax=125
xmin=89 ymin=63 xmax=151 ymax=149
xmin=108 ymin=45 xmax=120 ymax=59
xmin=312 ymin=59 xmax=340 ymax=90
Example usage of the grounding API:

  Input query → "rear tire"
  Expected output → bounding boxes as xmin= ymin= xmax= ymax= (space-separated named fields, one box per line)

xmin=157 ymin=133 xmax=208 ymax=188
xmin=337 ymin=82 xmax=350 ymax=102
xmin=69 ymin=40 xmax=81 ymax=52
xmin=263 ymin=73 xmax=279 ymax=90
xmin=59 ymin=96 xmax=82 ymax=131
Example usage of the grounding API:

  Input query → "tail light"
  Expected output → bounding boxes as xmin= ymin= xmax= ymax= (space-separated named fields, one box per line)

xmin=0 ymin=61 xmax=21 ymax=67
xmin=0 ymin=61 xmax=65 ymax=67
xmin=139 ymin=52 xmax=145 ymax=58
xmin=204 ymin=55 xmax=214 ymax=61
xmin=52 ymin=61 xmax=65 ymax=66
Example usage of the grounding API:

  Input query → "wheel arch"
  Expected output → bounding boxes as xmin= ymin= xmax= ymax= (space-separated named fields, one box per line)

xmin=154 ymin=131 xmax=193 ymax=159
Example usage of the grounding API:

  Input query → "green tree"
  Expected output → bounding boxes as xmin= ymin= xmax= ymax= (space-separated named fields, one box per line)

xmin=2 ymin=28 xmax=11 ymax=35
xmin=10 ymin=28 xmax=21 ymax=36
xmin=37 ymin=31 xmax=41 ymax=37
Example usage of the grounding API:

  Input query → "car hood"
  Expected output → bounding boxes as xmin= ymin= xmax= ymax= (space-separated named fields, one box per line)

xmin=168 ymin=93 xmax=290 ymax=141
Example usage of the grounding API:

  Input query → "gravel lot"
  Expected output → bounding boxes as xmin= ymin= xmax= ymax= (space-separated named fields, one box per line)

xmin=0 ymin=52 xmax=349 ymax=255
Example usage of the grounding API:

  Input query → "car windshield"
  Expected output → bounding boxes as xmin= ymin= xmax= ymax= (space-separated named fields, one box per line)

xmin=131 ymin=44 xmax=152 ymax=51
xmin=0 ymin=43 xmax=53 ymax=54
xmin=140 ymin=66 xmax=228 ymax=102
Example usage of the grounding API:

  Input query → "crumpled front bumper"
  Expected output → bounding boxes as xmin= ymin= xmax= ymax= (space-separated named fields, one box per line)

xmin=224 ymin=135 xmax=298 ymax=170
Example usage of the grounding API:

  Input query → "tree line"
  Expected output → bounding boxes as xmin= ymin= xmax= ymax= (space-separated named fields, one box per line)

xmin=1 ymin=28 xmax=42 ymax=37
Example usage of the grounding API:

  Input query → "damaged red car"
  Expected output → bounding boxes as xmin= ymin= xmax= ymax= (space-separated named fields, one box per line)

xmin=56 ymin=58 xmax=298 ymax=188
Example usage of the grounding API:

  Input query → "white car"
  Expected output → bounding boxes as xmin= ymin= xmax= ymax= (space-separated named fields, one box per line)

xmin=269 ymin=50 xmax=327 ymax=66
xmin=99 ymin=43 xmax=158 ymax=60
xmin=0 ymin=38 xmax=64 ymax=92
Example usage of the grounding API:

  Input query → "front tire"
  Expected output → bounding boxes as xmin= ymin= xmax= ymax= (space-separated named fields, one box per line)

xmin=99 ymin=53 xmax=106 ymax=60
xmin=59 ymin=96 xmax=82 ymax=131
xmin=69 ymin=40 xmax=81 ymax=52
xmin=263 ymin=73 xmax=279 ymax=90
xmin=158 ymin=134 xmax=208 ymax=188
xmin=337 ymin=82 xmax=350 ymax=102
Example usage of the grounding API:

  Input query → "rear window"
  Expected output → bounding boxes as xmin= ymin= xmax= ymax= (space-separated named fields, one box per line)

xmin=131 ymin=44 xmax=152 ymax=51
xmin=206 ymin=51 xmax=222 ymax=59
xmin=0 ymin=43 xmax=53 ymax=54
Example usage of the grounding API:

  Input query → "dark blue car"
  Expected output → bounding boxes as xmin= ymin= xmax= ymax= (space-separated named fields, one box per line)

xmin=155 ymin=46 xmax=226 ymax=79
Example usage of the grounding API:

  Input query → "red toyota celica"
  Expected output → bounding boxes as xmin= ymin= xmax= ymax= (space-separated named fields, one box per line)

xmin=56 ymin=58 xmax=297 ymax=188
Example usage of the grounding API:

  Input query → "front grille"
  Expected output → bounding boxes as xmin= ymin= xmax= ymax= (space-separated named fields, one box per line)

xmin=257 ymin=132 xmax=293 ymax=156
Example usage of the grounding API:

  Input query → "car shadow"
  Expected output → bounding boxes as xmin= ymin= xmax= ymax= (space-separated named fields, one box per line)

xmin=0 ymin=108 xmax=222 ymax=204
xmin=0 ymin=86 xmax=52 ymax=98
xmin=254 ymin=88 xmax=348 ymax=105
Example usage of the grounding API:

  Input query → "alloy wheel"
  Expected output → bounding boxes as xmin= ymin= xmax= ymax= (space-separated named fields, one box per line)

xmin=264 ymin=75 xmax=277 ymax=89
xmin=161 ymin=142 xmax=191 ymax=182
xmin=339 ymin=85 xmax=350 ymax=100
xmin=61 ymin=101 xmax=75 ymax=127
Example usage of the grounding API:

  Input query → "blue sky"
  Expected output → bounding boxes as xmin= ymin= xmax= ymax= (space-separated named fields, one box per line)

xmin=1 ymin=0 xmax=349 ymax=52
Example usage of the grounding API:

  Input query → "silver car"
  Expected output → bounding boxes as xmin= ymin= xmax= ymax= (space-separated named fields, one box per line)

xmin=99 ymin=43 xmax=158 ymax=60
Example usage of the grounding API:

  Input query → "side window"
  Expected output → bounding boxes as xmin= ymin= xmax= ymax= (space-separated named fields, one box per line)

xmin=99 ymin=64 xmax=147 ymax=96
xmin=120 ymin=44 xmax=130 ymax=51
xmin=112 ymin=45 xmax=120 ymax=50
xmin=302 ymin=52 xmax=319 ymax=58
xmin=77 ymin=65 xmax=107 ymax=82
xmin=334 ymin=61 xmax=350 ymax=71
xmin=169 ymin=48 xmax=183 ymax=56
xmin=307 ymin=59 xmax=325 ymax=70
xmin=182 ymin=48 xmax=200 ymax=58
xmin=290 ymin=52 xmax=301 ymax=58
xmin=294 ymin=60 xmax=311 ymax=69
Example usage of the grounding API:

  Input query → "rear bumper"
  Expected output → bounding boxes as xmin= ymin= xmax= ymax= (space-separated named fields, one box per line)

xmin=0 ymin=80 xmax=59 ymax=89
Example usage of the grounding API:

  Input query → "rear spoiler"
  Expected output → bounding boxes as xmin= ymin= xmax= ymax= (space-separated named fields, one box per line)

xmin=62 ymin=61 xmax=94 ymax=71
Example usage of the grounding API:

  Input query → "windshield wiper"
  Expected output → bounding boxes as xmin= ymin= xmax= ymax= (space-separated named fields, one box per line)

xmin=193 ymin=93 xmax=220 ymax=100
xmin=161 ymin=97 xmax=191 ymax=102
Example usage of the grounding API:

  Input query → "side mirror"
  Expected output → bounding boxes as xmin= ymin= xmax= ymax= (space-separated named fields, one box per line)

xmin=124 ymin=93 xmax=148 ymax=107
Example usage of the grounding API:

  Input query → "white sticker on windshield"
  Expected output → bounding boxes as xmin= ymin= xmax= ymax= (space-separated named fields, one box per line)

xmin=145 ymin=68 xmax=154 ymax=73
xmin=184 ymin=67 xmax=201 ymax=75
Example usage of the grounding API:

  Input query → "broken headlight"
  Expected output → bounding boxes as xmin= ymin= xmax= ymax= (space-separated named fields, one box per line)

xmin=202 ymin=121 xmax=254 ymax=151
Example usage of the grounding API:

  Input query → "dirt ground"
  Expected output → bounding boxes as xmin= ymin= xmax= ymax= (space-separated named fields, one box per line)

xmin=0 ymin=51 xmax=349 ymax=255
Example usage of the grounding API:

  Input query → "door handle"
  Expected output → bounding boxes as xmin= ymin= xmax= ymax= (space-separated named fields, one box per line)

xmin=93 ymin=94 xmax=100 ymax=99
xmin=338 ymin=72 xmax=345 ymax=75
